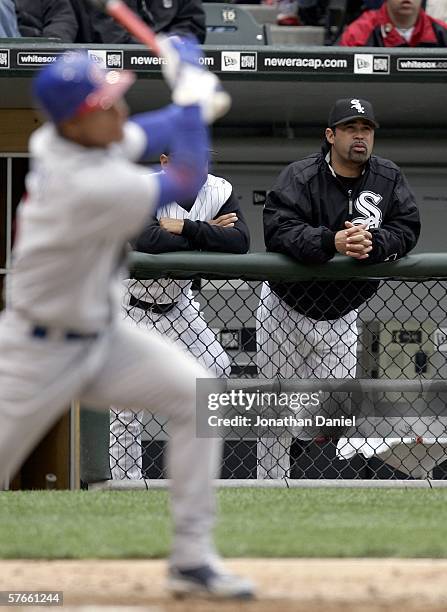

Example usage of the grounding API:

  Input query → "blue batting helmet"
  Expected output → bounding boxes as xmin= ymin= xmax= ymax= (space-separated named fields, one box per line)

xmin=33 ymin=52 xmax=135 ymax=123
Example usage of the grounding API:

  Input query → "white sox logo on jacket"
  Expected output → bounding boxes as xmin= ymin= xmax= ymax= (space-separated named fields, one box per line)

xmin=352 ymin=190 xmax=383 ymax=229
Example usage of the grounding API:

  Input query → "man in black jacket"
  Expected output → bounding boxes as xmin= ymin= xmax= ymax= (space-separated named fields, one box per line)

xmin=257 ymin=98 xmax=420 ymax=479
xmin=111 ymin=155 xmax=249 ymax=479
xmin=15 ymin=0 xmax=77 ymax=41
xmin=69 ymin=0 xmax=205 ymax=44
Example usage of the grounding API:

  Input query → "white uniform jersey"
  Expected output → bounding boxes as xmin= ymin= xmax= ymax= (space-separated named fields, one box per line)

xmin=7 ymin=122 xmax=158 ymax=332
xmin=127 ymin=173 xmax=232 ymax=304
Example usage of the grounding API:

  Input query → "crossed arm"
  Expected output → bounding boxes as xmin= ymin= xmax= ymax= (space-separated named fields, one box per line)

xmin=133 ymin=191 xmax=250 ymax=255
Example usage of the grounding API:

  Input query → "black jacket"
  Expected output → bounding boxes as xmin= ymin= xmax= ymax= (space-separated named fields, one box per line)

xmin=264 ymin=152 xmax=420 ymax=321
xmin=133 ymin=189 xmax=250 ymax=254
xmin=128 ymin=0 xmax=205 ymax=43
xmin=71 ymin=0 xmax=205 ymax=44
xmin=68 ymin=0 xmax=94 ymax=43
xmin=15 ymin=0 xmax=77 ymax=41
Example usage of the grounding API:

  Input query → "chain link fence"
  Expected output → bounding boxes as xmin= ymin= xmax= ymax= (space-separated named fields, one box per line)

xmin=103 ymin=252 xmax=447 ymax=484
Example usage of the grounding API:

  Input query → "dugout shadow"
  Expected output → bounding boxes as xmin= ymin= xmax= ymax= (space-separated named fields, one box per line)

xmin=0 ymin=157 xmax=28 ymax=310
xmin=141 ymin=440 xmax=258 ymax=479
xmin=140 ymin=440 xmax=402 ymax=480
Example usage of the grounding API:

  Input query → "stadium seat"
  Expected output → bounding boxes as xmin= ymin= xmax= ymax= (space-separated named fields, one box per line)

xmin=203 ymin=3 xmax=267 ymax=45
xmin=237 ymin=4 xmax=279 ymax=25
xmin=265 ymin=24 xmax=325 ymax=45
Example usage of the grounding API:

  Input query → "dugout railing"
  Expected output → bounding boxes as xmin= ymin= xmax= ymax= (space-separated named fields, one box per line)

xmin=81 ymin=252 xmax=447 ymax=488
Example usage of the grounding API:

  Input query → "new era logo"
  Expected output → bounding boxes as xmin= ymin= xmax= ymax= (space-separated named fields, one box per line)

xmin=223 ymin=55 xmax=238 ymax=68
xmin=106 ymin=52 xmax=123 ymax=69
xmin=356 ymin=57 xmax=371 ymax=71
xmin=354 ymin=54 xmax=390 ymax=75
xmin=241 ymin=53 xmax=256 ymax=70
xmin=88 ymin=50 xmax=123 ymax=70
xmin=221 ymin=51 xmax=257 ymax=72
xmin=373 ymin=56 xmax=389 ymax=73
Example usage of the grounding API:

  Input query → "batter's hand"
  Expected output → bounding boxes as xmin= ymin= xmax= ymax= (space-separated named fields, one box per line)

xmin=209 ymin=212 xmax=238 ymax=227
xmin=159 ymin=217 xmax=184 ymax=234
xmin=335 ymin=222 xmax=372 ymax=260
xmin=157 ymin=35 xmax=231 ymax=123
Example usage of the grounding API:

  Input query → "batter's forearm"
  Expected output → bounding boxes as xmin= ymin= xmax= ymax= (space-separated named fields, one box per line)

xmin=130 ymin=104 xmax=184 ymax=160
xmin=156 ymin=105 xmax=209 ymax=210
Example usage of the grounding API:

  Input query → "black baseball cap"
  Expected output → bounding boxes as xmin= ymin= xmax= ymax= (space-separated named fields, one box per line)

xmin=328 ymin=98 xmax=379 ymax=129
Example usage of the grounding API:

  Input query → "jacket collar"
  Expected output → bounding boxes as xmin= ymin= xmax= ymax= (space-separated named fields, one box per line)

xmin=324 ymin=150 xmax=369 ymax=177
xmin=378 ymin=3 xmax=436 ymax=45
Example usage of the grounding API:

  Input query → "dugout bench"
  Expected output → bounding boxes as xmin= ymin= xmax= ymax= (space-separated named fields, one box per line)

xmin=2 ymin=42 xmax=447 ymax=487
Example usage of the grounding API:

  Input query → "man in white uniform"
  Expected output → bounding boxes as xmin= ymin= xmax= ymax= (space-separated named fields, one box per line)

xmin=0 ymin=40 xmax=254 ymax=599
xmin=111 ymin=154 xmax=250 ymax=479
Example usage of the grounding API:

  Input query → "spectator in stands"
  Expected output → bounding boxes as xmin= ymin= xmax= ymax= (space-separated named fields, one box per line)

xmin=69 ymin=0 xmax=205 ymax=44
xmin=0 ymin=0 xmax=21 ymax=37
xmin=15 ymin=0 xmax=77 ymax=41
xmin=276 ymin=0 xmax=336 ymax=27
xmin=68 ymin=0 xmax=95 ymax=43
xmin=339 ymin=0 xmax=447 ymax=46
xmin=132 ymin=0 xmax=206 ymax=42
xmin=276 ymin=0 xmax=362 ymax=28
xmin=276 ymin=0 xmax=299 ymax=26
xmin=297 ymin=0 xmax=328 ymax=26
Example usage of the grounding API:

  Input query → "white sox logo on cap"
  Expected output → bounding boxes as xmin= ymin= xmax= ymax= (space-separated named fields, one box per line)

xmin=350 ymin=99 xmax=365 ymax=114
xmin=328 ymin=98 xmax=378 ymax=128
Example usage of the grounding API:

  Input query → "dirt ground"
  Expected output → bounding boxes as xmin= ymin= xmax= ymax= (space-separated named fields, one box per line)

xmin=1 ymin=559 xmax=447 ymax=612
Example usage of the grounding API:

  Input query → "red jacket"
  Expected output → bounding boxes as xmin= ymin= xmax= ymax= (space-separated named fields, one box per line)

xmin=339 ymin=4 xmax=447 ymax=47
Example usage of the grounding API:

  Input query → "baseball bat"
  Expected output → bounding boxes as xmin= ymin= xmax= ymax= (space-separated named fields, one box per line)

xmin=87 ymin=0 xmax=161 ymax=55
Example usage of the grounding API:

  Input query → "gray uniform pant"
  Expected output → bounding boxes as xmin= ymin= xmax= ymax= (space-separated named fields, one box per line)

xmin=256 ymin=282 xmax=358 ymax=479
xmin=0 ymin=311 xmax=220 ymax=569
xmin=110 ymin=297 xmax=230 ymax=479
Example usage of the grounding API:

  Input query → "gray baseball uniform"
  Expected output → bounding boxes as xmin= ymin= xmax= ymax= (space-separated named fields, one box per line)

xmin=110 ymin=173 xmax=250 ymax=479
xmin=0 ymin=120 xmax=221 ymax=569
